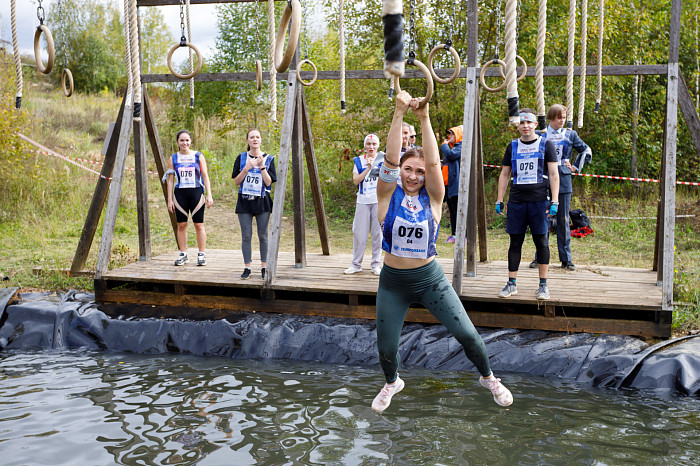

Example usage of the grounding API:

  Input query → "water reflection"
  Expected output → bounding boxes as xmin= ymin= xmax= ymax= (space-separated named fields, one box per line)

xmin=1 ymin=350 xmax=699 ymax=465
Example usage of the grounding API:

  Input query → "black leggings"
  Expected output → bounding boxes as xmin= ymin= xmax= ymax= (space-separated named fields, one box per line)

xmin=508 ymin=233 xmax=549 ymax=272
xmin=376 ymin=260 xmax=492 ymax=383
xmin=446 ymin=196 xmax=459 ymax=235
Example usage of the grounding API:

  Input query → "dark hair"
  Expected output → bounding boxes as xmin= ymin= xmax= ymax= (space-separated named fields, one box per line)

xmin=547 ymin=104 xmax=567 ymax=121
xmin=400 ymin=147 xmax=425 ymax=166
xmin=176 ymin=130 xmax=192 ymax=143
xmin=246 ymin=128 xmax=262 ymax=151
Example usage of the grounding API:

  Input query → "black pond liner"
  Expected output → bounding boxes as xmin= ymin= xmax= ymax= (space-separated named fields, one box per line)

xmin=1 ymin=290 xmax=699 ymax=396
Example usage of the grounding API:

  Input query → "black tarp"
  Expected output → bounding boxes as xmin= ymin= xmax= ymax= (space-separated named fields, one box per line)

xmin=1 ymin=290 xmax=698 ymax=395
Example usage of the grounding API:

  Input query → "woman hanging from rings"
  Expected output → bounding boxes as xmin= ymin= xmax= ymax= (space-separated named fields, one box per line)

xmin=370 ymin=90 xmax=513 ymax=414
xmin=166 ymin=130 xmax=214 ymax=267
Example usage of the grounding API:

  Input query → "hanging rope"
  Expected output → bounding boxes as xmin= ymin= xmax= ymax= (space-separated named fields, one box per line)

xmin=504 ymin=0 xmax=519 ymax=125
xmin=122 ymin=0 xmax=133 ymax=107
xmin=268 ymin=0 xmax=277 ymax=121
xmin=10 ymin=0 xmax=22 ymax=108
xmin=186 ymin=0 xmax=194 ymax=107
xmin=578 ymin=0 xmax=588 ymax=128
xmin=535 ymin=0 xmax=547 ymax=129
xmin=566 ymin=0 xmax=576 ymax=128
xmin=595 ymin=0 xmax=604 ymax=113
xmin=129 ymin=0 xmax=142 ymax=119
xmin=382 ymin=0 xmax=404 ymax=79
xmin=339 ymin=0 xmax=346 ymax=111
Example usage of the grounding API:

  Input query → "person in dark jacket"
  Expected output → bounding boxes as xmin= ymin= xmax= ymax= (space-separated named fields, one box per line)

xmin=440 ymin=125 xmax=463 ymax=243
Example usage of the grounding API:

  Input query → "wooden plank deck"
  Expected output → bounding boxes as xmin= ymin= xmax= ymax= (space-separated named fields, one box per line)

xmin=96 ymin=249 xmax=669 ymax=338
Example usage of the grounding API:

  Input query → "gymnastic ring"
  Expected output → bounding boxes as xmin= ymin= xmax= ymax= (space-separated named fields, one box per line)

xmin=274 ymin=0 xmax=302 ymax=73
xmin=255 ymin=60 xmax=263 ymax=90
xmin=498 ymin=55 xmax=528 ymax=82
xmin=479 ymin=58 xmax=507 ymax=93
xmin=296 ymin=58 xmax=318 ymax=87
xmin=34 ymin=24 xmax=55 ymax=74
xmin=427 ymin=44 xmax=461 ymax=84
xmin=61 ymin=68 xmax=74 ymax=97
xmin=393 ymin=59 xmax=434 ymax=108
xmin=167 ymin=42 xmax=203 ymax=80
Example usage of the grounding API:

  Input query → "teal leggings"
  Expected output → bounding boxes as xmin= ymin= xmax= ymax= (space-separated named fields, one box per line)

xmin=376 ymin=259 xmax=492 ymax=383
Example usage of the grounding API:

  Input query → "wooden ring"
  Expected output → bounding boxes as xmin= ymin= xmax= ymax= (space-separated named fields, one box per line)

xmin=393 ymin=59 xmax=434 ymax=108
xmin=427 ymin=44 xmax=461 ymax=84
xmin=255 ymin=60 xmax=263 ymax=90
xmin=498 ymin=55 xmax=528 ymax=82
xmin=479 ymin=59 xmax=507 ymax=93
xmin=34 ymin=25 xmax=55 ymax=74
xmin=274 ymin=0 xmax=302 ymax=73
xmin=167 ymin=42 xmax=203 ymax=79
xmin=61 ymin=68 xmax=74 ymax=97
xmin=296 ymin=59 xmax=317 ymax=86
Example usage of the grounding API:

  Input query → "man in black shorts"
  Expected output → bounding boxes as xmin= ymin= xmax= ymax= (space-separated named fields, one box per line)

xmin=495 ymin=109 xmax=560 ymax=300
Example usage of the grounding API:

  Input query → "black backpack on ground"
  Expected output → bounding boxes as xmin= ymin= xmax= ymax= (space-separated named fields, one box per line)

xmin=570 ymin=209 xmax=591 ymax=230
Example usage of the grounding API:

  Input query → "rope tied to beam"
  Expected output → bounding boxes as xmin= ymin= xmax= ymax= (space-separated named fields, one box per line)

xmin=10 ymin=0 xmax=22 ymax=108
xmin=595 ymin=0 xmax=604 ymax=113
xmin=535 ymin=0 xmax=547 ymax=129
xmin=504 ymin=0 xmax=520 ymax=125
xmin=186 ymin=0 xmax=194 ymax=107
xmin=122 ymin=0 xmax=134 ymax=108
xmin=339 ymin=0 xmax=346 ymax=112
xmin=578 ymin=0 xmax=588 ymax=128
xmin=268 ymin=0 xmax=277 ymax=121
xmin=566 ymin=0 xmax=577 ymax=128
xmin=129 ymin=0 xmax=142 ymax=119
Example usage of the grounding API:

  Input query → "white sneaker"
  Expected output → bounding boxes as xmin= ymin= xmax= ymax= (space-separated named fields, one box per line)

xmin=479 ymin=375 xmax=513 ymax=407
xmin=344 ymin=266 xmax=362 ymax=274
xmin=174 ymin=252 xmax=188 ymax=266
xmin=371 ymin=266 xmax=381 ymax=276
xmin=371 ymin=377 xmax=405 ymax=413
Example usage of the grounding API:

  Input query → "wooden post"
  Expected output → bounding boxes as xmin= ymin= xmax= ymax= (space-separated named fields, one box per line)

xmin=466 ymin=89 xmax=479 ymax=276
xmin=659 ymin=0 xmax=682 ymax=311
xmin=143 ymin=86 xmax=178 ymax=239
xmin=70 ymin=97 xmax=127 ymax=274
xmin=678 ymin=72 xmax=700 ymax=160
xmin=300 ymin=87 xmax=331 ymax=255
xmin=94 ymin=102 xmax=134 ymax=279
xmin=264 ymin=69 xmax=298 ymax=289
xmin=475 ymin=97 xmax=488 ymax=262
xmin=292 ymin=79 xmax=306 ymax=267
xmin=452 ymin=0 xmax=479 ymax=293
xmin=133 ymin=113 xmax=151 ymax=261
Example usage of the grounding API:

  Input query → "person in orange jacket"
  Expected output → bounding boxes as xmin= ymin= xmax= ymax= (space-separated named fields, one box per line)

xmin=440 ymin=125 xmax=463 ymax=243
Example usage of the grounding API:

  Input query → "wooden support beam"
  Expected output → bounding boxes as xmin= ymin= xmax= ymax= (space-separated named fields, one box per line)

xmin=138 ymin=0 xmax=284 ymax=6
xmin=466 ymin=89 xmax=479 ymax=276
xmin=292 ymin=79 xmax=306 ymax=267
xmin=141 ymin=65 xmax=670 ymax=84
xmin=475 ymin=96 xmax=488 ymax=262
xmin=133 ymin=116 xmax=151 ymax=261
xmin=659 ymin=0 xmax=682 ymax=311
xmin=264 ymin=69 xmax=298 ymax=289
xmin=143 ymin=87 xmax=178 ymax=240
xmin=300 ymin=87 xmax=331 ymax=255
xmin=678 ymin=72 xmax=700 ymax=160
xmin=71 ymin=96 xmax=126 ymax=274
xmin=95 ymin=102 xmax=134 ymax=279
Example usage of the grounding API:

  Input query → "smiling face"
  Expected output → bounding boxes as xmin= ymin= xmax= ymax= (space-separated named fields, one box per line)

xmin=400 ymin=155 xmax=426 ymax=195
xmin=177 ymin=132 xmax=192 ymax=153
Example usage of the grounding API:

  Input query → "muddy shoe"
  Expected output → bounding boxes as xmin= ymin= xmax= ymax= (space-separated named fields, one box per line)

xmin=371 ymin=377 xmax=405 ymax=413
xmin=480 ymin=375 xmax=513 ymax=407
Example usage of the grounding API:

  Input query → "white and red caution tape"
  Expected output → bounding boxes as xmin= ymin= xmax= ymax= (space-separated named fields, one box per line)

xmin=482 ymin=164 xmax=700 ymax=186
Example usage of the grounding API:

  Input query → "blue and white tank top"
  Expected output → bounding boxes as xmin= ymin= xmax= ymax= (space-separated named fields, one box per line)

xmin=172 ymin=151 xmax=202 ymax=189
xmin=238 ymin=152 xmax=273 ymax=197
xmin=353 ymin=156 xmax=383 ymax=204
xmin=382 ymin=186 xmax=438 ymax=259
xmin=510 ymin=136 xmax=547 ymax=185
xmin=542 ymin=127 xmax=571 ymax=165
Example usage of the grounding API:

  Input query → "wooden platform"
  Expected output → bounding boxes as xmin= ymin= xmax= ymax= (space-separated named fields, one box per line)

xmin=95 ymin=250 xmax=670 ymax=338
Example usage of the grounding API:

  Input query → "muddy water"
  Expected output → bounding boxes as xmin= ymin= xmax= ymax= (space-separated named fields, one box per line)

xmin=1 ymin=350 xmax=698 ymax=465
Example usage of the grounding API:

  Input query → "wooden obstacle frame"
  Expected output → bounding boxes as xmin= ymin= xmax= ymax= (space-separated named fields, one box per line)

xmin=71 ymin=0 xmax=698 ymax=337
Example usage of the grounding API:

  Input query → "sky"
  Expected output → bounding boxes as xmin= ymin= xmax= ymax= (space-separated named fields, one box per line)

xmin=1 ymin=0 xmax=326 ymax=59
xmin=1 ymin=0 xmax=224 ymax=58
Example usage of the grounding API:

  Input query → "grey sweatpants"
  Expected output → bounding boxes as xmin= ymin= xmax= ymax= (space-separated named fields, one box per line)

xmin=238 ymin=211 xmax=270 ymax=265
xmin=352 ymin=203 xmax=383 ymax=269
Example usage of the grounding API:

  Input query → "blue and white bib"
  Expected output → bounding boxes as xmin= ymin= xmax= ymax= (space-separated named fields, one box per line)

xmin=239 ymin=152 xmax=273 ymax=197
xmin=172 ymin=152 xmax=202 ymax=189
xmin=510 ymin=136 xmax=547 ymax=185
xmin=382 ymin=186 xmax=438 ymax=259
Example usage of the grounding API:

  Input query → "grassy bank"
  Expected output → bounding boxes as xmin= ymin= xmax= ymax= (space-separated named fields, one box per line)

xmin=2 ymin=71 xmax=699 ymax=335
